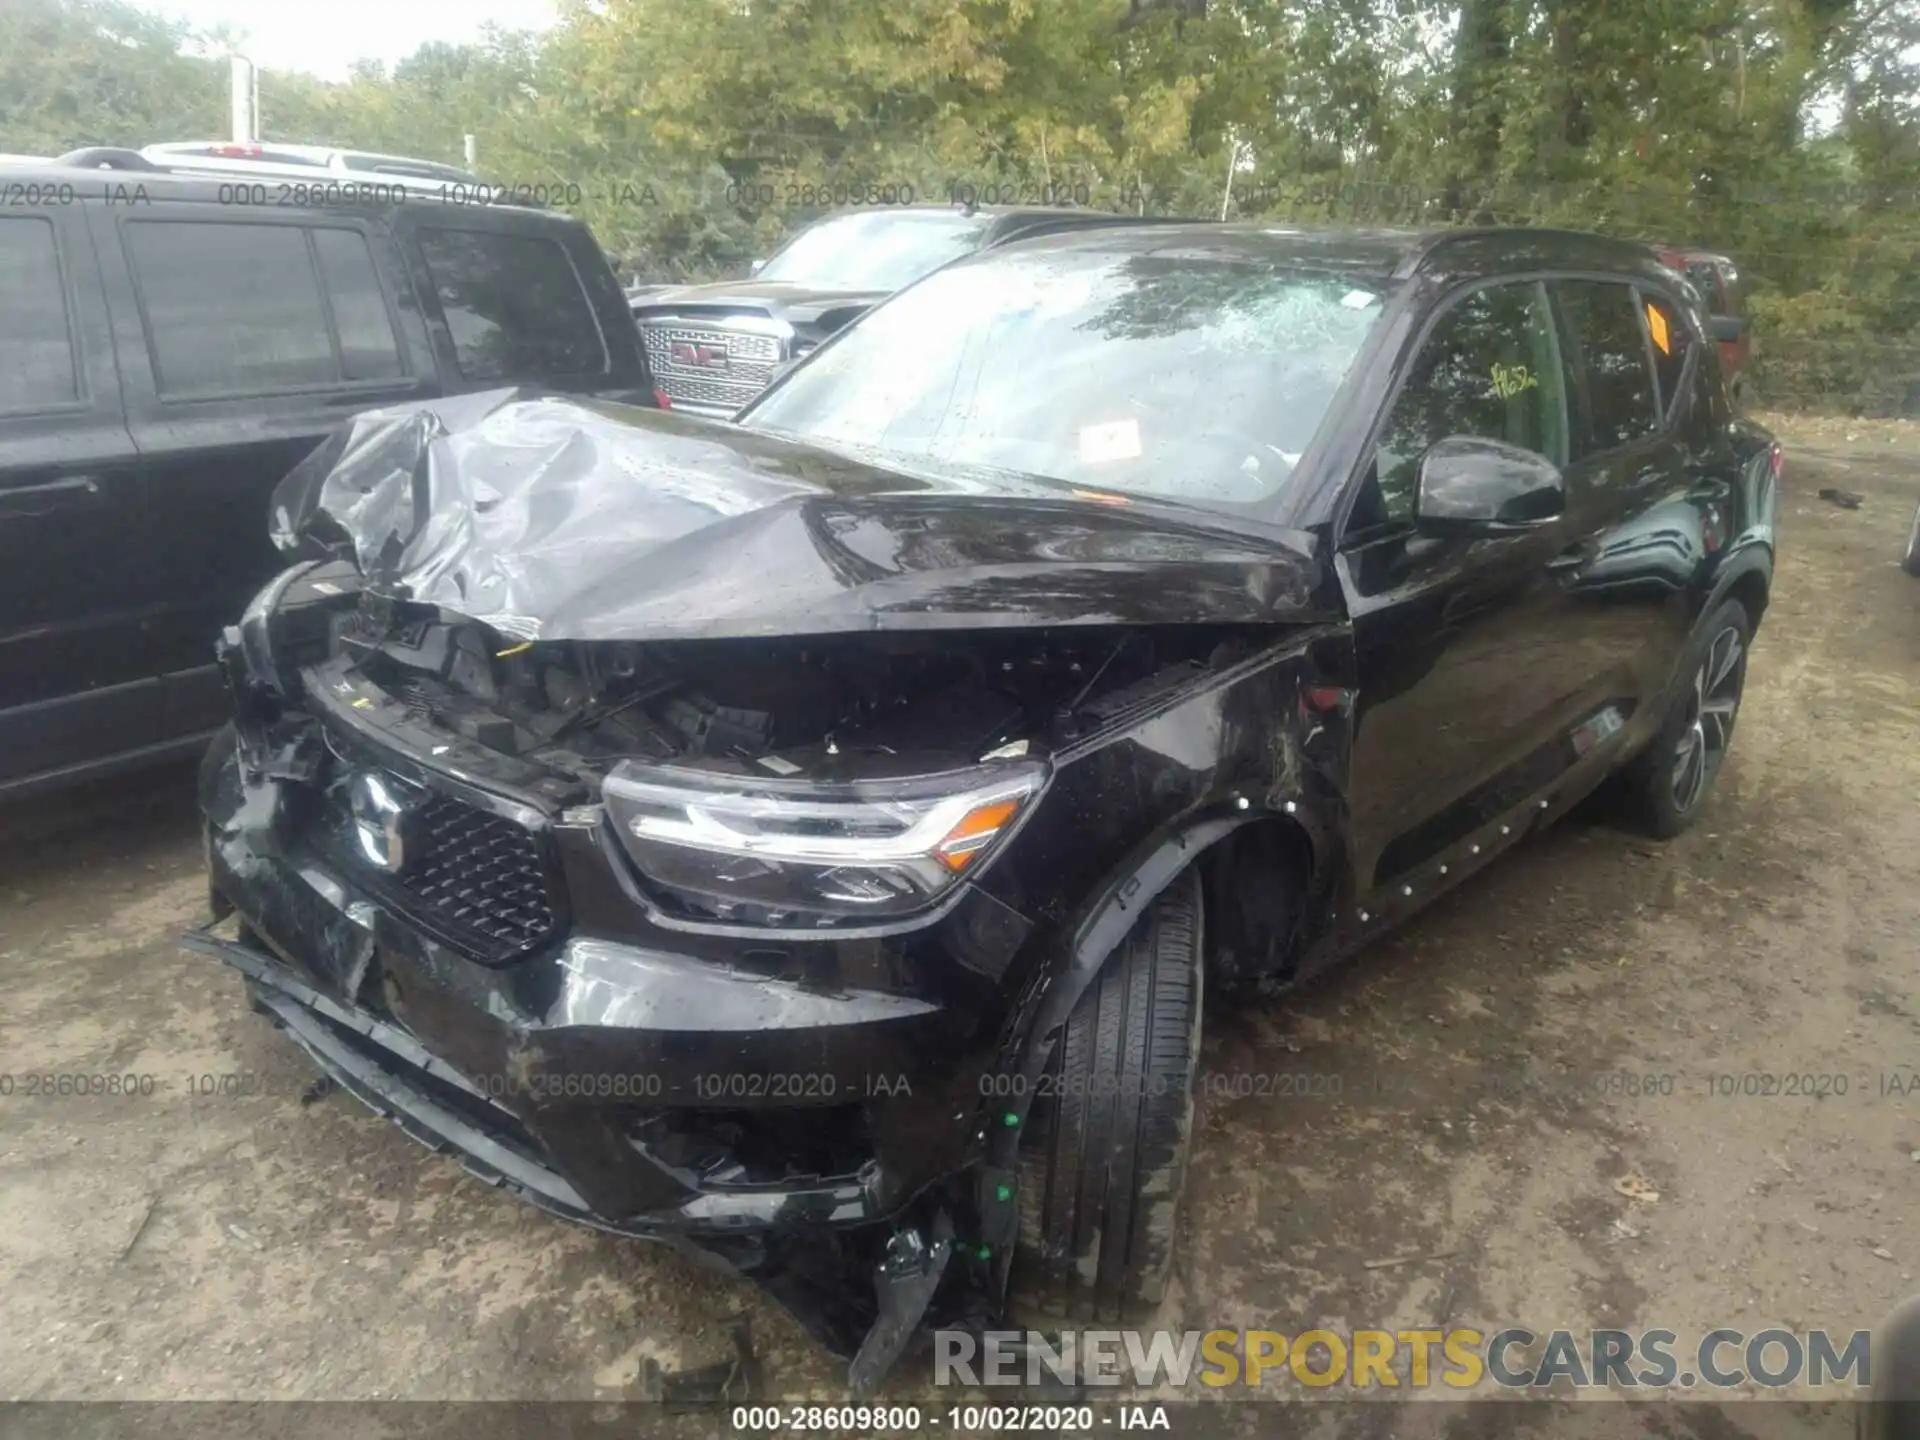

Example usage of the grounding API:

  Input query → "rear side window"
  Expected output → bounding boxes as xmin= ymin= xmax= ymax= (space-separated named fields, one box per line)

xmin=415 ymin=227 xmax=607 ymax=381
xmin=311 ymin=228 xmax=403 ymax=381
xmin=1555 ymin=281 xmax=1659 ymax=457
xmin=0 ymin=216 xmax=79 ymax=411
xmin=1368 ymin=280 xmax=1568 ymax=524
xmin=1640 ymin=292 xmax=1693 ymax=419
xmin=125 ymin=220 xmax=405 ymax=398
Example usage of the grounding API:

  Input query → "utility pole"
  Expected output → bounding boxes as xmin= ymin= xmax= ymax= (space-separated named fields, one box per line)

xmin=1219 ymin=131 xmax=1247 ymax=221
xmin=230 ymin=55 xmax=258 ymax=143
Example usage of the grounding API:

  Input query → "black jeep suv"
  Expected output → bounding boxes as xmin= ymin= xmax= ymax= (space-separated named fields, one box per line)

xmin=194 ymin=224 xmax=1777 ymax=1385
xmin=0 ymin=156 xmax=653 ymax=800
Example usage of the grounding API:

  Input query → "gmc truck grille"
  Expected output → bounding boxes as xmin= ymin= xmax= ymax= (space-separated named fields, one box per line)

xmin=637 ymin=321 xmax=783 ymax=414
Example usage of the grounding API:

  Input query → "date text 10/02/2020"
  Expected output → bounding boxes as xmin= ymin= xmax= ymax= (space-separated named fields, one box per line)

xmin=728 ymin=1405 xmax=1171 ymax=1431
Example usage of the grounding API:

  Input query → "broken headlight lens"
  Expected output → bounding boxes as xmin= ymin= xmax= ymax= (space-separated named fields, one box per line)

xmin=602 ymin=760 xmax=1045 ymax=924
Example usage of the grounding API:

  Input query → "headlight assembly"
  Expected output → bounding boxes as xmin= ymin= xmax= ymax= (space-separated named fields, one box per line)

xmin=602 ymin=759 xmax=1046 ymax=925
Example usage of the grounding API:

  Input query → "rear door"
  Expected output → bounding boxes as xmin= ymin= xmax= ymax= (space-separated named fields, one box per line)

xmin=1547 ymin=279 xmax=1697 ymax=711
xmin=0 ymin=203 xmax=152 ymax=793
xmin=90 ymin=203 xmax=437 ymax=739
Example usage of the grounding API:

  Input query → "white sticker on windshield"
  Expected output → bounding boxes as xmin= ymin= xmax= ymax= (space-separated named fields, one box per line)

xmin=1341 ymin=289 xmax=1379 ymax=309
xmin=1079 ymin=418 xmax=1142 ymax=463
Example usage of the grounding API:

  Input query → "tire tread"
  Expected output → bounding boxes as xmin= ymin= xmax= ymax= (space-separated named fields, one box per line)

xmin=1012 ymin=870 xmax=1203 ymax=1322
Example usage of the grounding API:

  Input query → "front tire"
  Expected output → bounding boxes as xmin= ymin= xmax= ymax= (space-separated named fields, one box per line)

xmin=1902 ymin=499 xmax=1920 ymax=577
xmin=1618 ymin=598 xmax=1752 ymax=838
xmin=1012 ymin=870 xmax=1203 ymax=1322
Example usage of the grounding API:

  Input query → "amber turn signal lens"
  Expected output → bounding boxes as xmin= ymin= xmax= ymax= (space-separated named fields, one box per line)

xmin=935 ymin=798 xmax=1023 ymax=871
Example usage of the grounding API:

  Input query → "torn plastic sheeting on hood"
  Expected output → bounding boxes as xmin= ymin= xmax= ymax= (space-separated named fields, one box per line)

xmin=269 ymin=388 xmax=1331 ymax=643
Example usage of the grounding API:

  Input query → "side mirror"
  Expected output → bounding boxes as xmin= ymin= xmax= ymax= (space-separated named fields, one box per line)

xmin=1416 ymin=436 xmax=1565 ymax=532
xmin=748 ymin=258 xmax=767 ymax=277
xmin=1707 ymin=314 xmax=1749 ymax=342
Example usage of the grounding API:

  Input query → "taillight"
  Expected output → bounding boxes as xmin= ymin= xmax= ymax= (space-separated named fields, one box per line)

xmin=652 ymin=388 xmax=671 ymax=410
xmin=1769 ymin=444 xmax=1783 ymax=479
xmin=211 ymin=144 xmax=264 ymax=158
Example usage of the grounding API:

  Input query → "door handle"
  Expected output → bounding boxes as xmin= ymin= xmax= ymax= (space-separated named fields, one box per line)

xmin=0 ymin=474 xmax=103 ymax=515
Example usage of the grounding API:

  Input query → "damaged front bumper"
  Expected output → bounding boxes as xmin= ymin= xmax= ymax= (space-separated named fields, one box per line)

xmin=194 ymin=698 xmax=1031 ymax=1384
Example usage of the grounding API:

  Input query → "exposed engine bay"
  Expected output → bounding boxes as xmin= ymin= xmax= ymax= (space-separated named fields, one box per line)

xmin=323 ymin=594 xmax=1239 ymax=793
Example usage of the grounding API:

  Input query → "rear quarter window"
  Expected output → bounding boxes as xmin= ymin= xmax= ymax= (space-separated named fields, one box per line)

xmin=1639 ymin=292 xmax=1695 ymax=420
xmin=414 ymin=226 xmax=608 ymax=382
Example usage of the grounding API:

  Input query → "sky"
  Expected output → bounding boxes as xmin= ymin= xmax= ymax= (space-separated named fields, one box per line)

xmin=147 ymin=0 xmax=558 ymax=81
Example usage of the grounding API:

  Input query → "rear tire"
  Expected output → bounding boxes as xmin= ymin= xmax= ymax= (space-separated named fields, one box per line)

xmin=1902 ymin=499 xmax=1920 ymax=577
xmin=1617 ymin=598 xmax=1751 ymax=838
xmin=1011 ymin=870 xmax=1203 ymax=1322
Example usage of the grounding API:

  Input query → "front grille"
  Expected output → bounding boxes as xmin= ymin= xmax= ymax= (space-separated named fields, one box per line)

xmin=318 ymin=784 xmax=562 ymax=965
xmin=638 ymin=321 xmax=782 ymax=412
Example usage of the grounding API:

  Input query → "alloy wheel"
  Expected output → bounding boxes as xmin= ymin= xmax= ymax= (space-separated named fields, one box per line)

xmin=1670 ymin=625 xmax=1745 ymax=813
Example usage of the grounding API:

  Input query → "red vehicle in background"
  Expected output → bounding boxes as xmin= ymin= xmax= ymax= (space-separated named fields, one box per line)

xmin=1656 ymin=246 xmax=1753 ymax=407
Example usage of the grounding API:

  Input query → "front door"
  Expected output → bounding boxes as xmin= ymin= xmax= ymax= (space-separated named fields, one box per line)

xmin=1338 ymin=278 xmax=1606 ymax=906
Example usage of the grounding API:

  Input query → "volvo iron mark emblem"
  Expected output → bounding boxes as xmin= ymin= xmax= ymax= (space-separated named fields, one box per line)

xmin=349 ymin=771 xmax=416 ymax=873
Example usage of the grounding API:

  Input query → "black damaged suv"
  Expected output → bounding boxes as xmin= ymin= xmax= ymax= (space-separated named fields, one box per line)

xmin=194 ymin=224 xmax=1777 ymax=1385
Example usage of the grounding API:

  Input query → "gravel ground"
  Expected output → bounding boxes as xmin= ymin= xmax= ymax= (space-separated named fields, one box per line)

xmin=0 ymin=422 xmax=1915 ymax=1437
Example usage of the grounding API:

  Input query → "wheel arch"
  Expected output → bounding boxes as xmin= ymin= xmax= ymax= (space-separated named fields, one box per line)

xmin=977 ymin=802 xmax=1325 ymax=1307
xmin=1718 ymin=559 xmax=1771 ymax=630
xmin=1018 ymin=803 xmax=1328 ymax=1075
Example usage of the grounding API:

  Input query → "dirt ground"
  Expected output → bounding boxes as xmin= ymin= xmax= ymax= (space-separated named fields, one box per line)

xmin=1 ymin=419 xmax=1916 ymax=1434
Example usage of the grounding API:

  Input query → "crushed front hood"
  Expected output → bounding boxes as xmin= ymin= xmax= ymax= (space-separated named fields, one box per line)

xmin=269 ymin=389 xmax=1329 ymax=642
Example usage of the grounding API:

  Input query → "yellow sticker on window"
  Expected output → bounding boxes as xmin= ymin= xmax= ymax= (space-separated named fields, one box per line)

xmin=1490 ymin=362 xmax=1537 ymax=399
xmin=1647 ymin=303 xmax=1671 ymax=355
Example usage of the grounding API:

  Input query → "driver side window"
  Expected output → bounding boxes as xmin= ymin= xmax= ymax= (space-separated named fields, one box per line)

xmin=1360 ymin=280 xmax=1569 ymax=529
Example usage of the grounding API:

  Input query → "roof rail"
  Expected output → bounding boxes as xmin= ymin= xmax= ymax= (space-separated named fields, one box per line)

xmin=56 ymin=147 xmax=164 ymax=171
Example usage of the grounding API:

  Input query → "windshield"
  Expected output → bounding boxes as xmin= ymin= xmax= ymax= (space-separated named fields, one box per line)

xmin=755 ymin=211 xmax=993 ymax=291
xmin=745 ymin=246 xmax=1386 ymax=507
